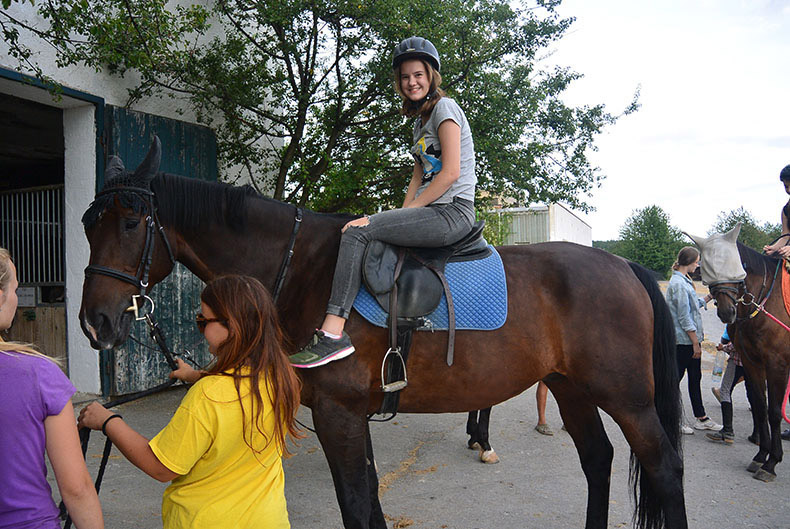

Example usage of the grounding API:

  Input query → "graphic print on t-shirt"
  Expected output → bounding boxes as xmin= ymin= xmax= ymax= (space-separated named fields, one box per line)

xmin=413 ymin=136 xmax=442 ymax=184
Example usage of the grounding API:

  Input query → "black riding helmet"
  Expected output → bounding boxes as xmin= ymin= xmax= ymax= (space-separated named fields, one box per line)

xmin=392 ymin=36 xmax=440 ymax=72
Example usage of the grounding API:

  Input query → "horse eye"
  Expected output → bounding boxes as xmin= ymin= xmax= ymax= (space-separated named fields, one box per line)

xmin=124 ymin=219 xmax=140 ymax=231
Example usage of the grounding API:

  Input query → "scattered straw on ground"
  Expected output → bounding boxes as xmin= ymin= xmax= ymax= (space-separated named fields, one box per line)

xmin=378 ymin=441 xmax=424 ymax=495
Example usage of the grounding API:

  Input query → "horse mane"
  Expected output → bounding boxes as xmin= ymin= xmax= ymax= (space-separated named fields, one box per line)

xmin=82 ymin=172 xmax=262 ymax=232
xmin=82 ymin=171 xmax=357 ymax=232
xmin=736 ymin=241 xmax=780 ymax=275
xmin=151 ymin=173 xmax=260 ymax=232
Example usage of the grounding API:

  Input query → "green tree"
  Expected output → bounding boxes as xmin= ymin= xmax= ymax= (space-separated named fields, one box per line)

xmin=709 ymin=207 xmax=781 ymax=251
xmin=1 ymin=0 xmax=637 ymax=213
xmin=593 ymin=239 xmax=624 ymax=255
xmin=615 ymin=205 xmax=684 ymax=277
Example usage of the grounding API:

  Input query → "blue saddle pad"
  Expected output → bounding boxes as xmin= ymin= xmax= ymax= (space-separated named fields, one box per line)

xmin=352 ymin=246 xmax=507 ymax=331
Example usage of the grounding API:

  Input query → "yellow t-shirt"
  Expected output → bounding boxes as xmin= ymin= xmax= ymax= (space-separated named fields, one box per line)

xmin=149 ymin=373 xmax=290 ymax=529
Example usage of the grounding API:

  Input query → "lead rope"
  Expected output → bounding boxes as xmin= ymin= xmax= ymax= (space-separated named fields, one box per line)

xmin=61 ymin=311 xmax=183 ymax=528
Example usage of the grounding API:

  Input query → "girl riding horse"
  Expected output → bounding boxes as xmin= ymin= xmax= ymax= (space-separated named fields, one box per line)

xmin=289 ymin=37 xmax=477 ymax=369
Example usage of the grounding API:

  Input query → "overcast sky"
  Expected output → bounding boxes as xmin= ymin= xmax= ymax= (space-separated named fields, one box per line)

xmin=544 ymin=0 xmax=790 ymax=241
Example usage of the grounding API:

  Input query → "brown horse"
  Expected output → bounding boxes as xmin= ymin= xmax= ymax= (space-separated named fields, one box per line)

xmin=686 ymin=226 xmax=790 ymax=482
xmin=79 ymin=139 xmax=687 ymax=529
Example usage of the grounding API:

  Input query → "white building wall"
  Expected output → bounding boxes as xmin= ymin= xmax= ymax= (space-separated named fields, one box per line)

xmin=1 ymin=4 xmax=195 ymax=121
xmin=498 ymin=204 xmax=591 ymax=246
xmin=548 ymin=203 xmax=592 ymax=246
xmin=63 ymin=105 xmax=100 ymax=392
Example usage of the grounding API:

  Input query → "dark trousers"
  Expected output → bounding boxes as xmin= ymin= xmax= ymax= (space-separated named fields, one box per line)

xmin=676 ymin=344 xmax=706 ymax=418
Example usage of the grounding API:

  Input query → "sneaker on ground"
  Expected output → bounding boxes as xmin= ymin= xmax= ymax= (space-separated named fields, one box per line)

xmin=711 ymin=387 xmax=722 ymax=403
xmin=706 ymin=431 xmax=734 ymax=444
xmin=289 ymin=330 xmax=355 ymax=368
xmin=694 ymin=417 xmax=722 ymax=431
xmin=782 ymin=429 xmax=790 ymax=441
xmin=681 ymin=425 xmax=694 ymax=435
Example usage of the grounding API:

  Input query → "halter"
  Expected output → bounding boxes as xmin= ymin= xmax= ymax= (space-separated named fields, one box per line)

xmin=83 ymin=186 xmax=176 ymax=320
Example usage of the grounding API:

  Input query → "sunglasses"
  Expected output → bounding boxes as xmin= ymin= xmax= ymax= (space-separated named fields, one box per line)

xmin=195 ymin=313 xmax=226 ymax=333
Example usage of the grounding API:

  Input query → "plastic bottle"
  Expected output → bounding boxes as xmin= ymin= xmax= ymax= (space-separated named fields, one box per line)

xmin=711 ymin=349 xmax=725 ymax=385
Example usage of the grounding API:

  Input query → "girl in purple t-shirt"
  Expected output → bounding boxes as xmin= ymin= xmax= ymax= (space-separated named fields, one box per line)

xmin=0 ymin=248 xmax=104 ymax=529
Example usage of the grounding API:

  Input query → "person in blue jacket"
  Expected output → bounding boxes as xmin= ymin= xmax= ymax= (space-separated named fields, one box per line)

xmin=666 ymin=246 xmax=721 ymax=434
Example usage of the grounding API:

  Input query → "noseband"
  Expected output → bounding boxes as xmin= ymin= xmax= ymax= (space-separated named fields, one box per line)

xmin=84 ymin=186 xmax=176 ymax=319
xmin=708 ymin=280 xmax=744 ymax=306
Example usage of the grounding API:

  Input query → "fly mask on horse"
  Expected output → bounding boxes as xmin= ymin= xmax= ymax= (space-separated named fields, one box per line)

xmin=683 ymin=223 xmax=747 ymax=324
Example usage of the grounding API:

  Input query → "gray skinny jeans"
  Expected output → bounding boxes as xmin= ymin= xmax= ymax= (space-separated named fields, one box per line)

xmin=326 ymin=198 xmax=475 ymax=319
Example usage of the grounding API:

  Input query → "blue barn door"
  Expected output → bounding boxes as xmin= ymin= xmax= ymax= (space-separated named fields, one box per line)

xmin=101 ymin=105 xmax=216 ymax=395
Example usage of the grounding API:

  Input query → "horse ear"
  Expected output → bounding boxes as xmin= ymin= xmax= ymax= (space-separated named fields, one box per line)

xmin=133 ymin=136 xmax=162 ymax=184
xmin=682 ymin=231 xmax=708 ymax=248
xmin=724 ymin=222 xmax=742 ymax=243
xmin=104 ymin=155 xmax=126 ymax=181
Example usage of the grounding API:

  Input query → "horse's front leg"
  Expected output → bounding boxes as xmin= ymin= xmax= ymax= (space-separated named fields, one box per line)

xmin=312 ymin=397 xmax=386 ymax=529
xmin=752 ymin=368 xmax=788 ymax=482
xmin=744 ymin=366 xmax=771 ymax=474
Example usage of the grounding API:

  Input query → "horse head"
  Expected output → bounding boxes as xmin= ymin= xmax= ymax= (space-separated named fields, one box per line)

xmin=79 ymin=136 xmax=176 ymax=349
xmin=683 ymin=223 xmax=746 ymax=324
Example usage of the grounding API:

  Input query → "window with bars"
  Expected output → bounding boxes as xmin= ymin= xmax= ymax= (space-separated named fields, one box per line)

xmin=0 ymin=185 xmax=64 ymax=287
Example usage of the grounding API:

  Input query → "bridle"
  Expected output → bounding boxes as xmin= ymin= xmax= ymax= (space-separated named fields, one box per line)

xmin=83 ymin=184 xmax=305 ymax=312
xmin=708 ymin=279 xmax=745 ymax=307
xmin=84 ymin=186 xmax=176 ymax=320
xmin=709 ymin=257 xmax=782 ymax=324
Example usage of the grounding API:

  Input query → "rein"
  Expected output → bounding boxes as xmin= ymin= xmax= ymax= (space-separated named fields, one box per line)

xmin=272 ymin=206 xmax=303 ymax=303
xmin=61 ymin=306 xmax=183 ymax=528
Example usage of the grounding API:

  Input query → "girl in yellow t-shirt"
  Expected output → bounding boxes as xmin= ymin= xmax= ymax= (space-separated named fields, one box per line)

xmin=79 ymin=275 xmax=303 ymax=528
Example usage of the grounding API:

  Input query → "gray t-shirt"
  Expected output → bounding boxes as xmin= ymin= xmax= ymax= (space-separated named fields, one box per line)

xmin=410 ymin=97 xmax=476 ymax=204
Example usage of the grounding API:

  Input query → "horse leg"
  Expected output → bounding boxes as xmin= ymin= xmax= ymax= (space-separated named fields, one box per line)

xmin=745 ymin=375 xmax=760 ymax=444
xmin=752 ymin=368 xmax=788 ymax=482
xmin=744 ymin=368 xmax=770 ymax=474
xmin=603 ymin=398 xmax=686 ymax=529
xmin=466 ymin=410 xmax=480 ymax=449
xmin=312 ymin=398 xmax=386 ymax=529
xmin=547 ymin=377 xmax=613 ymax=529
xmin=364 ymin=423 xmax=386 ymax=525
xmin=475 ymin=407 xmax=498 ymax=464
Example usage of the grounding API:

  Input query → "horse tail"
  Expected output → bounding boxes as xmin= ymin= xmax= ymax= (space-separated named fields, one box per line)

xmin=627 ymin=261 xmax=682 ymax=529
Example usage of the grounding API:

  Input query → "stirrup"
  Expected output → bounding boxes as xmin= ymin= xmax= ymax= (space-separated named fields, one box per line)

xmin=381 ymin=347 xmax=408 ymax=393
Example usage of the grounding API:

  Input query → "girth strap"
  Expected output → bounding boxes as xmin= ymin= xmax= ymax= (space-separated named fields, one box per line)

xmin=411 ymin=253 xmax=456 ymax=366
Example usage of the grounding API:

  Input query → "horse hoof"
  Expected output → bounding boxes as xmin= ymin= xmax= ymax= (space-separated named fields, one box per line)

xmin=468 ymin=441 xmax=481 ymax=450
xmin=752 ymin=468 xmax=776 ymax=482
xmin=480 ymin=449 xmax=499 ymax=464
xmin=746 ymin=461 xmax=763 ymax=473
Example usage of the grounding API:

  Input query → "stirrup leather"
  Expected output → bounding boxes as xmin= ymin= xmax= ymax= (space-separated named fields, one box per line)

xmin=381 ymin=347 xmax=408 ymax=392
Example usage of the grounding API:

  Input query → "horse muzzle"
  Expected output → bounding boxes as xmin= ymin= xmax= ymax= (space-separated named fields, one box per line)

xmin=79 ymin=304 xmax=134 ymax=350
xmin=715 ymin=303 xmax=737 ymax=325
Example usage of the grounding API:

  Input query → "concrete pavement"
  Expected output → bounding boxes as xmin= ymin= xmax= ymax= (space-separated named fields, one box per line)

xmin=59 ymin=282 xmax=790 ymax=528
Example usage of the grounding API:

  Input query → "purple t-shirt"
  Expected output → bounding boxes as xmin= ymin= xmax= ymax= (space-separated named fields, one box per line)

xmin=0 ymin=351 xmax=76 ymax=529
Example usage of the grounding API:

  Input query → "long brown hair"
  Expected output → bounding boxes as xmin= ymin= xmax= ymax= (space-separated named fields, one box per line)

xmin=0 ymin=248 xmax=57 ymax=362
xmin=672 ymin=246 xmax=700 ymax=274
xmin=394 ymin=59 xmax=446 ymax=119
xmin=200 ymin=275 xmax=303 ymax=455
